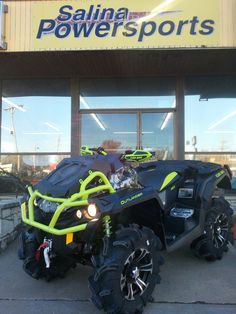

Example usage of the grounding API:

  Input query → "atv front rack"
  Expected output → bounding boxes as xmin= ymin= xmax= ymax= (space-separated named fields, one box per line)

xmin=21 ymin=171 xmax=115 ymax=236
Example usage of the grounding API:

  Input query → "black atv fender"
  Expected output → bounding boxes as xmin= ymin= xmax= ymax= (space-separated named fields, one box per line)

xmin=91 ymin=187 xmax=166 ymax=248
xmin=93 ymin=186 xmax=164 ymax=216
xmin=198 ymin=171 xmax=231 ymax=205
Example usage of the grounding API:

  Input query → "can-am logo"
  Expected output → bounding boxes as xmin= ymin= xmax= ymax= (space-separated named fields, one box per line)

xmin=36 ymin=4 xmax=215 ymax=42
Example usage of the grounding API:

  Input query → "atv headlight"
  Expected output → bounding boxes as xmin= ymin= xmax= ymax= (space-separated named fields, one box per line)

xmin=38 ymin=200 xmax=59 ymax=213
xmin=87 ymin=203 xmax=98 ymax=218
xmin=76 ymin=209 xmax=83 ymax=219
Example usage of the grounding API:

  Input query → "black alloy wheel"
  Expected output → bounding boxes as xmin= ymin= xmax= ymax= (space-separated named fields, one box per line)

xmin=211 ymin=212 xmax=229 ymax=249
xmin=120 ymin=248 xmax=153 ymax=301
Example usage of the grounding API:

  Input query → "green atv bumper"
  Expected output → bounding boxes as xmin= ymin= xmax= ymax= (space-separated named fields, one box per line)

xmin=21 ymin=171 xmax=115 ymax=236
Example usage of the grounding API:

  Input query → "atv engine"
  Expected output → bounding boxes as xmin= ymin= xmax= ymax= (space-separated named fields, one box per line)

xmin=110 ymin=164 xmax=139 ymax=190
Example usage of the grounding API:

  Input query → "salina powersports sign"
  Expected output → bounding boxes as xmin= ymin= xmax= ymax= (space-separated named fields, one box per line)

xmin=32 ymin=0 xmax=219 ymax=50
xmin=3 ymin=0 xmax=220 ymax=52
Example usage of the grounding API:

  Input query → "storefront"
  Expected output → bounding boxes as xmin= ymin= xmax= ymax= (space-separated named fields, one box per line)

xmin=0 ymin=0 xmax=236 ymax=183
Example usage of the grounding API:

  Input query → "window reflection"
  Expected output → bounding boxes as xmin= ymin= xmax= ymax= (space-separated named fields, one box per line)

xmin=80 ymin=95 xmax=175 ymax=109
xmin=185 ymin=76 xmax=236 ymax=153
xmin=142 ymin=113 xmax=173 ymax=159
xmin=1 ymin=79 xmax=71 ymax=153
xmin=0 ymin=154 xmax=69 ymax=185
xmin=185 ymin=154 xmax=236 ymax=177
xmin=81 ymin=114 xmax=137 ymax=153
xmin=185 ymin=96 xmax=236 ymax=152
xmin=80 ymin=77 xmax=175 ymax=109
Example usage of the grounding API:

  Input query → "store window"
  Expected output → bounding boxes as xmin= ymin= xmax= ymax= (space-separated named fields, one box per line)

xmin=1 ymin=79 xmax=71 ymax=153
xmin=1 ymin=79 xmax=71 ymax=185
xmin=80 ymin=77 xmax=175 ymax=158
xmin=185 ymin=76 xmax=236 ymax=175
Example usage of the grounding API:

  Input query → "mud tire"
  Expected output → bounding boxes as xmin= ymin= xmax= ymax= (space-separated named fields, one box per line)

xmin=191 ymin=197 xmax=233 ymax=261
xmin=89 ymin=224 xmax=163 ymax=314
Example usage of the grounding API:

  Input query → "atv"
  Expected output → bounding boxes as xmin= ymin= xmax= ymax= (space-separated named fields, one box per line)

xmin=18 ymin=147 xmax=234 ymax=314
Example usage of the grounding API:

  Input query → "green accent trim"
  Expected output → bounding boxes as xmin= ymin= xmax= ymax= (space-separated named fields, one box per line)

xmin=215 ymin=170 xmax=225 ymax=178
xmin=123 ymin=150 xmax=152 ymax=162
xmin=80 ymin=146 xmax=107 ymax=156
xmin=160 ymin=172 xmax=178 ymax=191
xmin=100 ymin=150 xmax=108 ymax=156
xmin=21 ymin=171 xmax=115 ymax=236
xmin=103 ymin=215 xmax=112 ymax=237
xmin=80 ymin=145 xmax=95 ymax=156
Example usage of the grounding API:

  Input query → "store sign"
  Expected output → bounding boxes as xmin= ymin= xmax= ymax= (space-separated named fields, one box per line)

xmin=32 ymin=0 xmax=220 ymax=50
xmin=0 ymin=1 xmax=7 ymax=49
xmin=4 ymin=0 xmax=220 ymax=52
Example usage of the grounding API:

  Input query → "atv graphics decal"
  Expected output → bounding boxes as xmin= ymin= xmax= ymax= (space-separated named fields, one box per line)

xmin=215 ymin=170 xmax=225 ymax=178
xmin=120 ymin=192 xmax=143 ymax=205
xmin=160 ymin=172 xmax=178 ymax=191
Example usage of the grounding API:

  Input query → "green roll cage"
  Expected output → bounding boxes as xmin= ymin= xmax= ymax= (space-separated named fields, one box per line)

xmin=21 ymin=171 xmax=115 ymax=236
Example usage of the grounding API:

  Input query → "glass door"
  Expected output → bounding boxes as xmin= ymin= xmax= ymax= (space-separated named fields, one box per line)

xmin=81 ymin=113 xmax=138 ymax=153
xmin=79 ymin=77 xmax=175 ymax=158
xmin=81 ymin=112 xmax=174 ymax=159
xmin=141 ymin=113 xmax=174 ymax=160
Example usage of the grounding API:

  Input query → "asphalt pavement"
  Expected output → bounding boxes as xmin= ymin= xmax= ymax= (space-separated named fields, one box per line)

xmin=0 ymin=240 xmax=235 ymax=314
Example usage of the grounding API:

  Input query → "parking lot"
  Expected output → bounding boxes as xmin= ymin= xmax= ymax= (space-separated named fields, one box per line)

xmin=0 ymin=239 xmax=235 ymax=314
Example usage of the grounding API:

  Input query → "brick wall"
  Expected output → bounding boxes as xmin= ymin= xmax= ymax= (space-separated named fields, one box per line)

xmin=0 ymin=200 xmax=21 ymax=251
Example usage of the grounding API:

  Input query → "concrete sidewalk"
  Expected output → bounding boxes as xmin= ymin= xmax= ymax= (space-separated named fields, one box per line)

xmin=0 ymin=240 xmax=236 ymax=314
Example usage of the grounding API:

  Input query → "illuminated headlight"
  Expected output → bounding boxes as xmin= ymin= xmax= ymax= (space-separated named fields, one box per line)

xmin=87 ymin=203 xmax=98 ymax=217
xmin=38 ymin=200 xmax=59 ymax=213
xmin=76 ymin=209 xmax=82 ymax=219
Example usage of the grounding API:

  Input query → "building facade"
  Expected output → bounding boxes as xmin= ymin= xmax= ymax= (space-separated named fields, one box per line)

xmin=0 ymin=0 xmax=236 ymax=183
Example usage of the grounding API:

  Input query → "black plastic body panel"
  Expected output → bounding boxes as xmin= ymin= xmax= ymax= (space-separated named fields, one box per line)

xmin=29 ymin=157 xmax=232 ymax=254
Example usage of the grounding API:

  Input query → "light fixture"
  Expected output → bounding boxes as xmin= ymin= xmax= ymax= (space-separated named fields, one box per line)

xmin=208 ymin=110 xmax=236 ymax=130
xmin=1 ymin=125 xmax=12 ymax=132
xmin=91 ymin=113 xmax=106 ymax=131
xmin=44 ymin=122 xmax=60 ymax=131
xmin=80 ymin=96 xmax=106 ymax=131
xmin=113 ymin=131 xmax=136 ymax=134
xmin=2 ymin=97 xmax=26 ymax=112
xmin=160 ymin=100 xmax=175 ymax=130
xmin=87 ymin=204 xmax=98 ymax=217
xmin=113 ymin=131 xmax=154 ymax=134
xmin=160 ymin=112 xmax=172 ymax=130
xmin=24 ymin=132 xmax=63 ymax=135
xmin=199 ymin=96 xmax=208 ymax=101
xmin=205 ymin=131 xmax=235 ymax=134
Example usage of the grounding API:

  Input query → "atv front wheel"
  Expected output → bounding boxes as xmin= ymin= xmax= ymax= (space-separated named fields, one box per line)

xmin=191 ymin=197 xmax=233 ymax=261
xmin=89 ymin=224 xmax=163 ymax=314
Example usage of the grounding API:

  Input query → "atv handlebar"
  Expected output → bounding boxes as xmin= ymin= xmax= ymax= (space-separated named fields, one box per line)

xmin=80 ymin=146 xmax=107 ymax=156
xmin=80 ymin=146 xmax=155 ymax=163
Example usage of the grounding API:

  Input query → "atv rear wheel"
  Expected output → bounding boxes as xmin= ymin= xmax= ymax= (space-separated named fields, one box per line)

xmin=191 ymin=197 xmax=233 ymax=261
xmin=89 ymin=224 xmax=163 ymax=314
